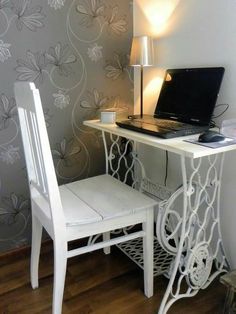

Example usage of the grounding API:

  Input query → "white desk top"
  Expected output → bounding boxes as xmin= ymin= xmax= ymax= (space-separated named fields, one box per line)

xmin=84 ymin=120 xmax=236 ymax=159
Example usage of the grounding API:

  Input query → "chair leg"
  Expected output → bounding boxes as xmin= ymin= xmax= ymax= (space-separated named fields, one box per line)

xmin=103 ymin=232 xmax=111 ymax=255
xmin=52 ymin=240 xmax=67 ymax=314
xmin=143 ymin=208 xmax=154 ymax=298
xmin=30 ymin=214 xmax=43 ymax=289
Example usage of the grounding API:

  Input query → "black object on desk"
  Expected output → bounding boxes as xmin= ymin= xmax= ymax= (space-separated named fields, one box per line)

xmin=117 ymin=67 xmax=225 ymax=139
xmin=198 ymin=130 xmax=226 ymax=143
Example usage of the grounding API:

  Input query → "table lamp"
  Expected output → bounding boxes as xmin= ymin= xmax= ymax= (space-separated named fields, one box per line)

xmin=130 ymin=35 xmax=154 ymax=118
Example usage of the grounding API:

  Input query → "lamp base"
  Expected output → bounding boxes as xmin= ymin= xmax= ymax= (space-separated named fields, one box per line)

xmin=127 ymin=114 xmax=148 ymax=120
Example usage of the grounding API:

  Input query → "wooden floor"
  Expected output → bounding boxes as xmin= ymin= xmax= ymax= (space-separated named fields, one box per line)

xmin=0 ymin=241 xmax=226 ymax=314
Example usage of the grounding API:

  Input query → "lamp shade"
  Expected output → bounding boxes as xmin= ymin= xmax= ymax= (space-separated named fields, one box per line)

xmin=130 ymin=36 xmax=154 ymax=67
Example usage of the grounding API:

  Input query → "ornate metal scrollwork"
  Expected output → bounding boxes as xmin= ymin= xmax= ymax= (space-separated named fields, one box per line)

xmin=158 ymin=153 xmax=228 ymax=314
xmin=186 ymin=242 xmax=213 ymax=289
xmin=89 ymin=129 xmax=228 ymax=314
xmin=88 ymin=131 xmax=174 ymax=276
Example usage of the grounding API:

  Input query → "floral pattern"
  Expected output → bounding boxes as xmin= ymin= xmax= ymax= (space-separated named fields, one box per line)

xmin=80 ymin=88 xmax=108 ymax=112
xmin=48 ymin=0 xmax=66 ymax=10
xmin=0 ymin=145 xmax=20 ymax=165
xmin=105 ymin=53 xmax=129 ymax=80
xmin=52 ymin=138 xmax=81 ymax=167
xmin=0 ymin=0 xmax=132 ymax=253
xmin=87 ymin=43 xmax=103 ymax=62
xmin=76 ymin=0 xmax=128 ymax=35
xmin=0 ymin=193 xmax=29 ymax=225
xmin=105 ymin=6 xmax=128 ymax=35
xmin=53 ymin=90 xmax=70 ymax=109
xmin=76 ymin=0 xmax=105 ymax=27
xmin=0 ymin=0 xmax=10 ymax=10
xmin=45 ymin=43 xmax=77 ymax=76
xmin=43 ymin=108 xmax=52 ymax=127
xmin=0 ymin=40 xmax=11 ymax=63
xmin=15 ymin=50 xmax=47 ymax=83
xmin=15 ymin=43 xmax=77 ymax=84
xmin=80 ymin=89 xmax=126 ymax=120
xmin=0 ymin=94 xmax=17 ymax=130
xmin=11 ymin=0 xmax=45 ymax=32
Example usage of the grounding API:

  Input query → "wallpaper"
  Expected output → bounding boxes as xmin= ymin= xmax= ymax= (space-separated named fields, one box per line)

xmin=0 ymin=0 xmax=133 ymax=253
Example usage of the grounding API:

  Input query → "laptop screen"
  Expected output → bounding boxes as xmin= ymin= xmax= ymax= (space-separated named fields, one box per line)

xmin=154 ymin=67 xmax=225 ymax=125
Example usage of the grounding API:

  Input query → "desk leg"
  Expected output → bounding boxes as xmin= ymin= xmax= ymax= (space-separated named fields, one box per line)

xmin=99 ymin=132 xmax=173 ymax=277
xmin=158 ymin=153 xmax=228 ymax=313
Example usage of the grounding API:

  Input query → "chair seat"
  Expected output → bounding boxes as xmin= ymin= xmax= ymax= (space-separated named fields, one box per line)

xmin=63 ymin=174 xmax=156 ymax=226
xmin=60 ymin=185 xmax=102 ymax=227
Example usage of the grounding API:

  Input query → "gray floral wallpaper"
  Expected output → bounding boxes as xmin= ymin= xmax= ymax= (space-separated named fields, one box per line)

xmin=0 ymin=0 xmax=133 ymax=254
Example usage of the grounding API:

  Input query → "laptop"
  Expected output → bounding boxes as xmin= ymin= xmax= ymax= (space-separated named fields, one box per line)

xmin=116 ymin=67 xmax=225 ymax=139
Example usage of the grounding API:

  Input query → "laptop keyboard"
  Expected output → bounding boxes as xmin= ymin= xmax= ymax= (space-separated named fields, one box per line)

xmin=133 ymin=118 xmax=195 ymax=131
xmin=116 ymin=118 xmax=209 ymax=138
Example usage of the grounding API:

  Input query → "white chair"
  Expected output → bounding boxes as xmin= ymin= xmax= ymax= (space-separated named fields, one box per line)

xmin=14 ymin=82 xmax=157 ymax=314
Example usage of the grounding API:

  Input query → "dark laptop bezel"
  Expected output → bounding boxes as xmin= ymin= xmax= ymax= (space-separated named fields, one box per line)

xmin=154 ymin=67 xmax=225 ymax=126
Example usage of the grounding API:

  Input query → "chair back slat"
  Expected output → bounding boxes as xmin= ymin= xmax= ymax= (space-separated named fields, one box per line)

xmin=18 ymin=108 xmax=38 ymax=186
xmin=29 ymin=110 xmax=48 ymax=194
xmin=14 ymin=82 xmax=65 ymax=232
xmin=20 ymin=108 xmax=47 ymax=195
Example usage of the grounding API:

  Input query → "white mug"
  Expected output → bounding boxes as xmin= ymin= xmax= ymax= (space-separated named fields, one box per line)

xmin=100 ymin=111 xmax=116 ymax=124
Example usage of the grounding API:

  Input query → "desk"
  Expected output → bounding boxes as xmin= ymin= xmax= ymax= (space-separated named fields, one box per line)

xmin=84 ymin=120 xmax=236 ymax=314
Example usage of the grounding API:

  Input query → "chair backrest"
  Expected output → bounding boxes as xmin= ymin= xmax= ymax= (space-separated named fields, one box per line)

xmin=14 ymin=82 xmax=65 ymax=235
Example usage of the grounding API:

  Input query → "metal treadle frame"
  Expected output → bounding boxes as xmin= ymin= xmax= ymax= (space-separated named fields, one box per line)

xmin=99 ymin=128 xmax=228 ymax=314
xmin=100 ymin=131 xmax=174 ymax=277
xmin=84 ymin=121 xmax=233 ymax=314
xmin=117 ymin=236 xmax=174 ymax=276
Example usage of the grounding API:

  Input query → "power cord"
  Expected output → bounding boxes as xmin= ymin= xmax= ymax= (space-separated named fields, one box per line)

xmin=212 ymin=103 xmax=229 ymax=119
xmin=210 ymin=103 xmax=229 ymax=131
xmin=164 ymin=151 xmax=168 ymax=186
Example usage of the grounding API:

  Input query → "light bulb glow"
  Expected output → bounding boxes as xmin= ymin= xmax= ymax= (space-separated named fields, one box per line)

xmin=136 ymin=0 xmax=180 ymax=34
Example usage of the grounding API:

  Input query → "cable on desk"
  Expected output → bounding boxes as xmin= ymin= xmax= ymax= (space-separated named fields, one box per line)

xmin=211 ymin=103 xmax=229 ymax=131
xmin=212 ymin=103 xmax=229 ymax=119
xmin=164 ymin=151 xmax=168 ymax=186
xmin=209 ymin=120 xmax=218 ymax=130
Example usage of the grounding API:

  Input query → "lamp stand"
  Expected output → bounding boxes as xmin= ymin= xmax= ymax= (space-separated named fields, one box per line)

xmin=129 ymin=36 xmax=154 ymax=120
xmin=130 ymin=66 xmax=144 ymax=120
xmin=140 ymin=65 xmax=143 ymax=118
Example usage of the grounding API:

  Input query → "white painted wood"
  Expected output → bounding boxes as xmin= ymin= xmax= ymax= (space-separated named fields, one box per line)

xmin=67 ymin=174 xmax=157 ymax=219
xmin=14 ymin=82 xmax=157 ymax=314
xmin=67 ymin=231 xmax=145 ymax=258
xmin=30 ymin=213 xmax=42 ymax=289
xmin=66 ymin=211 xmax=148 ymax=241
xmin=143 ymin=208 xmax=154 ymax=298
xmin=53 ymin=239 xmax=67 ymax=314
xmin=59 ymin=185 xmax=102 ymax=226
xmin=103 ymin=232 xmax=111 ymax=254
xmin=84 ymin=120 xmax=236 ymax=159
